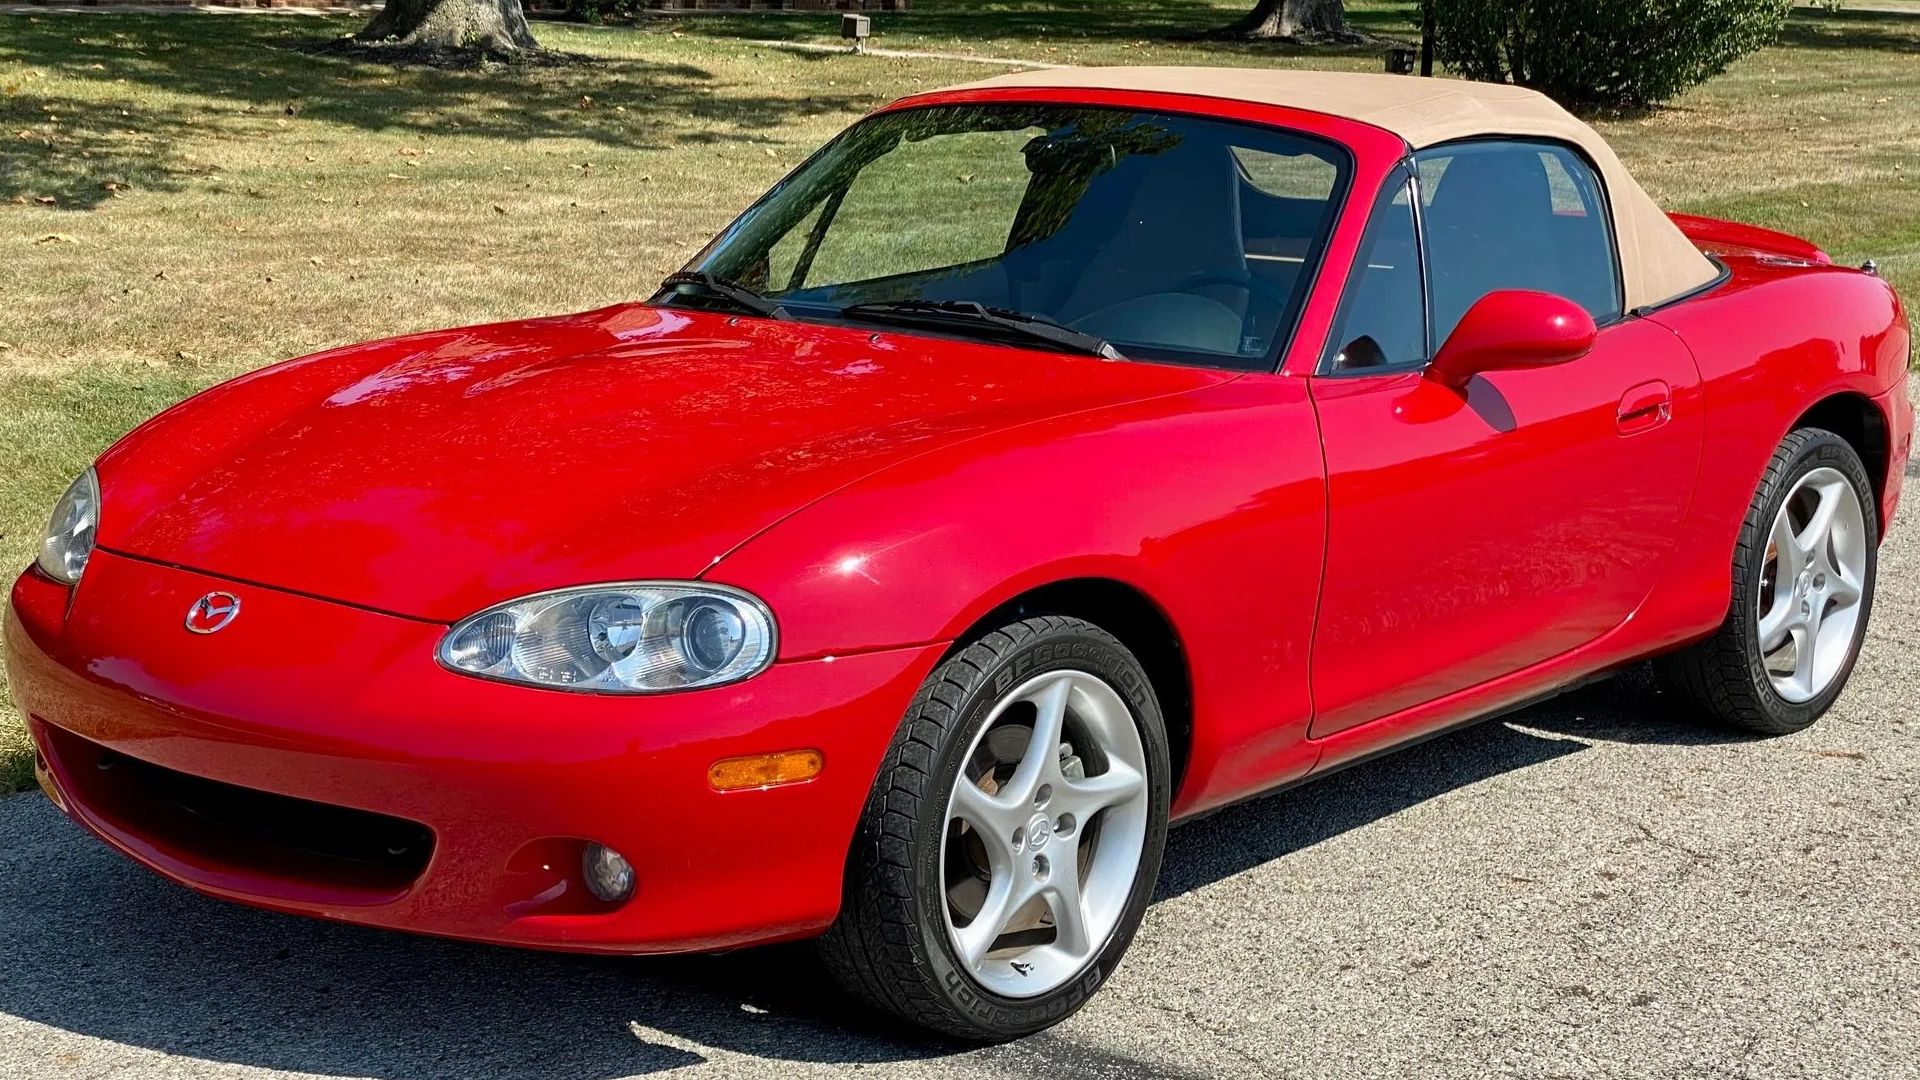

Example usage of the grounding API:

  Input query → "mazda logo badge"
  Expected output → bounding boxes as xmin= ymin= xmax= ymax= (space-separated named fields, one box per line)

xmin=185 ymin=591 xmax=242 ymax=635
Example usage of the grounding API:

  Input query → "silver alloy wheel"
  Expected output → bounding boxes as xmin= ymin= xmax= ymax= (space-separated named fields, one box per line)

xmin=1757 ymin=466 xmax=1869 ymax=703
xmin=939 ymin=670 xmax=1150 ymax=999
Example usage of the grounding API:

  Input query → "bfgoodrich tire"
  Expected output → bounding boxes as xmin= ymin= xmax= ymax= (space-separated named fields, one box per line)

xmin=1658 ymin=427 xmax=1878 ymax=735
xmin=819 ymin=615 xmax=1171 ymax=1040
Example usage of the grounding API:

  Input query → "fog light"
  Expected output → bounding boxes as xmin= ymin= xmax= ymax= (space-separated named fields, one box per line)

xmin=708 ymin=749 xmax=825 ymax=792
xmin=582 ymin=843 xmax=635 ymax=904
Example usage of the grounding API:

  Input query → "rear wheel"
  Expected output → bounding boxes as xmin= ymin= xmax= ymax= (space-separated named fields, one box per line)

xmin=820 ymin=616 xmax=1170 ymax=1040
xmin=1659 ymin=428 xmax=1878 ymax=734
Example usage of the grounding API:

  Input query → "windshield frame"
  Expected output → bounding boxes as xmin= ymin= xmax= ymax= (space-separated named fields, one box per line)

xmin=672 ymin=99 xmax=1356 ymax=375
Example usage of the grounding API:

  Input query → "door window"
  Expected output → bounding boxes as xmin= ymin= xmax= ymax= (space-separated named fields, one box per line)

xmin=1324 ymin=171 xmax=1426 ymax=373
xmin=1415 ymin=140 xmax=1621 ymax=345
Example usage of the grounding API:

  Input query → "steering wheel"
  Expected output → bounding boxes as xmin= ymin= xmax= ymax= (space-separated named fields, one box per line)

xmin=1174 ymin=269 xmax=1291 ymax=308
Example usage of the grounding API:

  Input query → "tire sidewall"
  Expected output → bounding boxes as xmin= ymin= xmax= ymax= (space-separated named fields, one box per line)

xmin=912 ymin=624 xmax=1171 ymax=1037
xmin=1736 ymin=431 xmax=1879 ymax=729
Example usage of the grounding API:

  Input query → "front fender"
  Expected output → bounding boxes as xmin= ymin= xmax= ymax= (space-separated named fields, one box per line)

xmin=706 ymin=375 xmax=1331 ymax=816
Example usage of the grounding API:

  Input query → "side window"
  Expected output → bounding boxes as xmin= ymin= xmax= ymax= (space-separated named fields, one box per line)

xmin=1325 ymin=172 xmax=1425 ymax=373
xmin=1416 ymin=140 xmax=1621 ymax=345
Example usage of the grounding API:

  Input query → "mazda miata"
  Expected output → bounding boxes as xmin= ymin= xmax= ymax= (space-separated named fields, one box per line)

xmin=8 ymin=68 xmax=1911 ymax=1039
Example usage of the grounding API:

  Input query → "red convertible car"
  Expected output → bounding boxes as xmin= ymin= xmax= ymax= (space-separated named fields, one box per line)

xmin=7 ymin=69 xmax=1912 ymax=1039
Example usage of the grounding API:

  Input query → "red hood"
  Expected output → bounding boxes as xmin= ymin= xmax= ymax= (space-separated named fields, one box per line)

xmin=94 ymin=305 xmax=1226 ymax=621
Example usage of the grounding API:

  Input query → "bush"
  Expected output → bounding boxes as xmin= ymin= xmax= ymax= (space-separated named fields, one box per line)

xmin=1432 ymin=0 xmax=1795 ymax=108
xmin=557 ymin=0 xmax=643 ymax=23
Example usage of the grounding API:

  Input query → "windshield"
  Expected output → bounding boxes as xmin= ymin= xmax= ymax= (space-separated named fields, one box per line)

xmin=679 ymin=103 xmax=1349 ymax=371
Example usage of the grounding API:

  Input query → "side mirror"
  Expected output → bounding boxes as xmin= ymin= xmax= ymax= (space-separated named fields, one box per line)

xmin=1427 ymin=290 xmax=1597 ymax=391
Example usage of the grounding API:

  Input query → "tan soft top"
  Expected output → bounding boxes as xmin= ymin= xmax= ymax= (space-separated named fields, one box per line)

xmin=936 ymin=67 xmax=1719 ymax=312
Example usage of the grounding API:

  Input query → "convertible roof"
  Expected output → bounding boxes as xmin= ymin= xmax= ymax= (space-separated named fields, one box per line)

xmin=935 ymin=67 xmax=1721 ymax=313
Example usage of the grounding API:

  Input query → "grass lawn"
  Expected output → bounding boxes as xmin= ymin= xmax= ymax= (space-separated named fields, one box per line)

xmin=1 ymin=2 xmax=1917 ymax=794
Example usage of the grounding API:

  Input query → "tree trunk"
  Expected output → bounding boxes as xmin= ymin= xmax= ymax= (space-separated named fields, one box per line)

xmin=1225 ymin=0 xmax=1354 ymax=41
xmin=357 ymin=0 xmax=539 ymax=52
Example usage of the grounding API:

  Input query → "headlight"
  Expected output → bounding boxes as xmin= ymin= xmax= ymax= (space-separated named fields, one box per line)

xmin=437 ymin=583 xmax=776 ymax=693
xmin=37 ymin=468 xmax=100 ymax=585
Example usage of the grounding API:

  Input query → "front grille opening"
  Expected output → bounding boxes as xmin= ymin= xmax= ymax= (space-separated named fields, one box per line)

xmin=43 ymin=724 xmax=433 ymax=900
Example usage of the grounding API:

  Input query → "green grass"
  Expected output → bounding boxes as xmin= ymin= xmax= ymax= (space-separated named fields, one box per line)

xmin=1 ymin=2 xmax=1918 ymax=793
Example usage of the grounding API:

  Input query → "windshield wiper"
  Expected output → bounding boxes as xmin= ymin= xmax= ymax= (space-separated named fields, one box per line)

xmin=657 ymin=271 xmax=790 ymax=320
xmin=838 ymin=300 xmax=1125 ymax=360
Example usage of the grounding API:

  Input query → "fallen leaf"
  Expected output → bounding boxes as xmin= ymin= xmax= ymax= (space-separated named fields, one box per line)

xmin=32 ymin=195 xmax=55 ymax=205
xmin=35 ymin=233 xmax=79 ymax=244
xmin=492 ymin=204 xmax=507 ymax=215
xmin=385 ymin=173 xmax=411 ymax=180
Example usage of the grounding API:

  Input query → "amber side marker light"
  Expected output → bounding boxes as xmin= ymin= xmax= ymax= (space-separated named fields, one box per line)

xmin=709 ymin=750 xmax=825 ymax=792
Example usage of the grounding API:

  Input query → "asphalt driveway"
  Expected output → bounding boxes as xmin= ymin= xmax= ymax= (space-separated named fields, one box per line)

xmin=3 ymin=465 xmax=1917 ymax=1079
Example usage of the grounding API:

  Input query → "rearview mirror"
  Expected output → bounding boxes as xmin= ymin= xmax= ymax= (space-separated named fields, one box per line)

xmin=1426 ymin=290 xmax=1597 ymax=391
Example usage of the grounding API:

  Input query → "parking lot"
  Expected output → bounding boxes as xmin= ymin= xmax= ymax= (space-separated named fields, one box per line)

xmin=2 ymin=452 xmax=1916 ymax=1079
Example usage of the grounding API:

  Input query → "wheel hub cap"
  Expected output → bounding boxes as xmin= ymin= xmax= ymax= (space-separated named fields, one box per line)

xmin=1024 ymin=813 xmax=1053 ymax=851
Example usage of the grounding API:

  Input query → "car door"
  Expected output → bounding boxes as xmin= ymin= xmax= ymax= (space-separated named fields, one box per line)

xmin=1306 ymin=142 xmax=1704 ymax=738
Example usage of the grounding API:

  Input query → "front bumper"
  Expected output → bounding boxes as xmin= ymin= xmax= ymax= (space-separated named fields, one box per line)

xmin=6 ymin=550 xmax=941 ymax=954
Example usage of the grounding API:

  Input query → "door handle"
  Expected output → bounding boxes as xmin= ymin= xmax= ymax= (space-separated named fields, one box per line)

xmin=1617 ymin=380 xmax=1671 ymax=435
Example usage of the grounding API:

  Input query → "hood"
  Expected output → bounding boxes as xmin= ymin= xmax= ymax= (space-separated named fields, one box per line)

xmin=95 ymin=305 xmax=1225 ymax=621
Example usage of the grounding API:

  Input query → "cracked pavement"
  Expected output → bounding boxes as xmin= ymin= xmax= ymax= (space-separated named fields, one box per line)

xmin=2 ymin=454 xmax=1917 ymax=1079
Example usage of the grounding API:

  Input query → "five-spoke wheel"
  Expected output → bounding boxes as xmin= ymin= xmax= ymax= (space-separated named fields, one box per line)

xmin=1756 ymin=466 xmax=1870 ymax=703
xmin=1661 ymin=427 xmax=1878 ymax=734
xmin=941 ymin=670 xmax=1150 ymax=998
xmin=821 ymin=616 xmax=1170 ymax=1040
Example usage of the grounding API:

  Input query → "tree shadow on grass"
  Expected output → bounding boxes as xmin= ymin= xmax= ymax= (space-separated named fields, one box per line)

xmin=631 ymin=0 xmax=1415 ymax=52
xmin=0 ymin=13 xmax=880 ymax=210
xmin=0 ymin=666 xmax=1740 ymax=1077
xmin=1778 ymin=8 xmax=1920 ymax=53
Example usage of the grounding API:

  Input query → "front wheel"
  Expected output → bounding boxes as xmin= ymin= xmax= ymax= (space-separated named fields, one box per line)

xmin=820 ymin=616 xmax=1171 ymax=1040
xmin=1659 ymin=427 xmax=1878 ymax=734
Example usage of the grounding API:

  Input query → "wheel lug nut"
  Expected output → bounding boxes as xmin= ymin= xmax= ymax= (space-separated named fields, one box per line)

xmin=1031 ymin=854 xmax=1050 ymax=881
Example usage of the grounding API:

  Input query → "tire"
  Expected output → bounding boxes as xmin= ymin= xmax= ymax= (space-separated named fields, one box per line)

xmin=819 ymin=615 xmax=1171 ymax=1040
xmin=1658 ymin=427 xmax=1879 ymax=735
